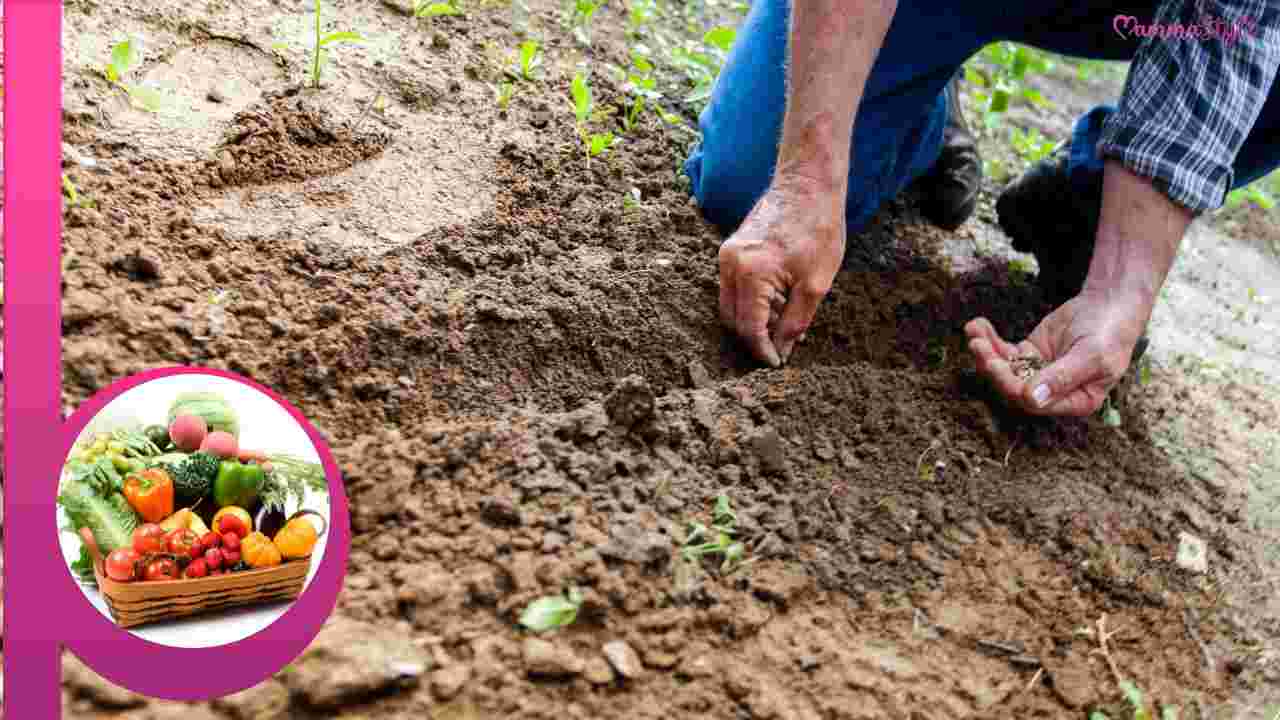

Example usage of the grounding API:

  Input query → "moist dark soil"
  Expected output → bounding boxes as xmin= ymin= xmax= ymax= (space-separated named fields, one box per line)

xmin=45 ymin=0 xmax=1280 ymax=718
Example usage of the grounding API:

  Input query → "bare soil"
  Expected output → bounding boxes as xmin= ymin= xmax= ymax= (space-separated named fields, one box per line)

xmin=38 ymin=1 xmax=1280 ymax=718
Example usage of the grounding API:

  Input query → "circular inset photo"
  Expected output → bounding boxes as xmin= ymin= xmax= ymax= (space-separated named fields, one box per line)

xmin=57 ymin=373 xmax=334 ymax=647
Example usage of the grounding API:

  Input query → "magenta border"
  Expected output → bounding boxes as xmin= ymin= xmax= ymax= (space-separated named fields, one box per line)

xmin=4 ymin=0 xmax=67 ymax=716
xmin=2 ymin=3 xmax=352 ymax=709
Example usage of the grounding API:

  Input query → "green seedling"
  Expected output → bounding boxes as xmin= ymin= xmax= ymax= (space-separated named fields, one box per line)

xmin=1008 ymin=257 xmax=1035 ymax=287
xmin=305 ymin=0 xmax=362 ymax=89
xmin=571 ymin=0 xmax=600 ymax=46
xmin=517 ymin=39 xmax=542 ymax=80
xmin=621 ymin=51 xmax=661 ymax=132
xmin=62 ymin=174 xmax=85 ymax=207
xmin=671 ymin=25 xmax=737 ymax=105
xmin=569 ymin=71 xmax=617 ymax=162
xmin=103 ymin=39 xmax=163 ymax=112
xmin=680 ymin=493 xmax=748 ymax=573
xmin=1088 ymin=680 xmax=1179 ymax=720
xmin=414 ymin=0 xmax=463 ymax=17
xmin=495 ymin=80 xmax=515 ymax=110
xmin=1226 ymin=184 xmax=1275 ymax=210
xmin=964 ymin=42 xmax=1053 ymax=128
xmin=1010 ymin=127 xmax=1060 ymax=165
xmin=1101 ymin=395 xmax=1122 ymax=428
xmin=627 ymin=0 xmax=656 ymax=35
xmin=519 ymin=587 xmax=583 ymax=632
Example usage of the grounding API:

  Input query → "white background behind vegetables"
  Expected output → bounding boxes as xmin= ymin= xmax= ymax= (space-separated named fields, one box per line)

xmin=58 ymin=373 xmax=331 ymax=648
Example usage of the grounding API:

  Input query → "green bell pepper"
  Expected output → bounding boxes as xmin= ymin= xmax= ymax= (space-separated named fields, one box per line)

xmin=213 ymin=460 xmax=265 ymax=509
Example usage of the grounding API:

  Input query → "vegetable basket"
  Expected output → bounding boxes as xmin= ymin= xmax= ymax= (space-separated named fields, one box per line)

xmin=86 ymin=536 xmax=311 ymax=629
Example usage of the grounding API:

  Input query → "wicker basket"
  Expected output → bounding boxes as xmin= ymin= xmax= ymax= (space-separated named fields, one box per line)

xmin=87 ymin=539 xmax=311 ymax=629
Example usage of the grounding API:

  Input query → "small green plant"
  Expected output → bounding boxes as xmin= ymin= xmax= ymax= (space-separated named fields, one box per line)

xmin=1225 ymin=183 xmax=1275 ymax=210
xmin=672 ymin=25 xmax=737 ymax=105
xmin=307 ymin=0 xmax=362 ymax=89
xmin=621 ymin=50 xmax=661 ymax=132
xmin=517 ymin=39 xmax=542 ymax=80
xmin=519 ymin=587 xmax=583 ymax=632
xmin=61 ymin=174 xmax=86 ymax=207
xmin=570 ymin=71 xmax=619 ymax=163
xmin=964 ymin=42 xmax=1053 ymax=128
xmin=103 ymin=39 xmax=162 ymax=112
xmin=1101 ymin=395 xmax=1122 ymax=428
xmin=1010 ymin=127 xmax=1060 ymax=165
xmin=1088 ymin=680 xmax=1180 ymax=720
xmin=414 ymin=0 xmax=462 ymax=17
xmin=681 ymin=494 xmax=748 ymax=573
xmin=1008 ymin=257 xmax=1035 ymax=287
xmin=571 ymin=0 xmax=600 ymax=45
xmin=627 ymin=0 xmax=656 ymax=36
xmin=495 ymin=80 xmax=515 ymax=110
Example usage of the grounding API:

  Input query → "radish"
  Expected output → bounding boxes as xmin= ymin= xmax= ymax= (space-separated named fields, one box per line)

xmin=200 ymin=430 xmax=239 ymax=459
xmin=168 ymin=414 xmax=208 ymax=453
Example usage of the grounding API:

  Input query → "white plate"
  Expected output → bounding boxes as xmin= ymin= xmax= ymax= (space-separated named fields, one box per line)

xmin=57 ymin=374 xmax=329 ymax=648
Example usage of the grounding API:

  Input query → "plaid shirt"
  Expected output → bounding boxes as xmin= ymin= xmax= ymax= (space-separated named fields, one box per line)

xmin=1097 ymin=0 xmax=1280 ymax=212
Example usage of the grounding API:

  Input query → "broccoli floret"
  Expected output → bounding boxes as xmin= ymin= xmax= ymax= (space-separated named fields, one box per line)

xmin=169 ymin=451 xmax=221 ymax=505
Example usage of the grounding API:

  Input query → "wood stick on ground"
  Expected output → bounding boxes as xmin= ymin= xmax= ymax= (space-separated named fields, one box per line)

xmin=1097 ymin=614 xmax=1125 ymax=687
xmin=1019 ymin=667 xmax=1044 ymax=698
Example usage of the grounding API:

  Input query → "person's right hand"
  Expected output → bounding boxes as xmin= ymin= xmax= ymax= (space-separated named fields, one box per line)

xmin=717 ymin=177 xmax=846 ymax=367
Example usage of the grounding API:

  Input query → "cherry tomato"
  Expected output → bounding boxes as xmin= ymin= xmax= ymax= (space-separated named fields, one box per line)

xmin=132 ymin=523 xmax=167 ymax=554
xmin=204 ymin=548 xmax=224 ymax=571
xmin=165 ymin=528 xmax=201 ymax=560
xmin=200 ymin=532 xmax=221 ymax=551
xmin=222 ymin=532 xmax=241 ymax=552
xmin=183 ymin=558 xmax=208 ymax=579
xmin=105 ymin=549 xmax=140 ymax=582
xmin=143 ymin=557 xmax=179 ymax=582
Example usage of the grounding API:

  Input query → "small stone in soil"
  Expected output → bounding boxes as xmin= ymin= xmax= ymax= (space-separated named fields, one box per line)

xmin=602 ymin=640 xmax=645 ymax=680
xmin=523 ymin=638 xmax=584 ymax=677
xmin=481 ymin=496 xmax=523 ymax=526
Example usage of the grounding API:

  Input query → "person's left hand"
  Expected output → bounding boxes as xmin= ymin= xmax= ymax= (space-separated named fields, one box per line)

xmin=965 ymin=287 xmax=1152 ymax=416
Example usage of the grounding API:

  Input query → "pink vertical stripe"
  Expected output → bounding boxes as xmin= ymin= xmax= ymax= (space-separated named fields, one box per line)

xmin=4 ymin=0 xmax=66 ymax=716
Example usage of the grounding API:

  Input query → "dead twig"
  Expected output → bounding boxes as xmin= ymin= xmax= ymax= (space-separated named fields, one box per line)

xmin=1020 ymin=667 xmax=1045 ymax=697
xmin=1096 ymin=614 xmax=1125 ymax=687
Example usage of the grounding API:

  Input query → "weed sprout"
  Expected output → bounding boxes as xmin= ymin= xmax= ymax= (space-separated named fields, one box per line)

xmin=309 ymin=0 xmax=362 ymax=89
xmin=103 ymin=39 xmax=163 ymax=112
xmin=414 ymin=0 xmax=463 ymax=17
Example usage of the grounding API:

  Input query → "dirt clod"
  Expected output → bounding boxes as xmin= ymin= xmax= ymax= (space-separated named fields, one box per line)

xmin=523 ymin=638 xmax=584 ymax=678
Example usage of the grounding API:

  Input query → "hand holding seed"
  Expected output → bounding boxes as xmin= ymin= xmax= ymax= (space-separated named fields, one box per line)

xmin=964 ymin=288 xmax=1150 ymax=416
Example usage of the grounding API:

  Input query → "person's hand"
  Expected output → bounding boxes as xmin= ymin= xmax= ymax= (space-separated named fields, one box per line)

xmin=718 ymin=177 xmax=846 ymax=367
xmin=965 ymin=287 xmax=1152 ymax=416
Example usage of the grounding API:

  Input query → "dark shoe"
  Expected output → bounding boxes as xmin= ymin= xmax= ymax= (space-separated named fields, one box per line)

xmin=918 ymin=73 xmax=982 ymax=231
xmin=995 ymin=147 xmax=1101 ymax=309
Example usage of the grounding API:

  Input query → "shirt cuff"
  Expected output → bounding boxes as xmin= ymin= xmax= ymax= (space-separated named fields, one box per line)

xmin=1096 ymin=111 xmax=1235 ymax=215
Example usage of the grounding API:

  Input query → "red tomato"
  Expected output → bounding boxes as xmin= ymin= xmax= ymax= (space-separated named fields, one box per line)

xmin=132 ymin=523 xmax=167 ymax=554
xmin=183 ymin=558 xmax=209 ymax=579
xmin=143 ymin=557 xmax=179 ymax=582
xmin=105 ymin=549 xmax=140 ymax=582
xmin=200 ymin=532 xmax=221 ymax=551
xmin=204 ymin=548 xmax=224 ymax=571
xmin=165 ymin=528 xmax=201 ymax=559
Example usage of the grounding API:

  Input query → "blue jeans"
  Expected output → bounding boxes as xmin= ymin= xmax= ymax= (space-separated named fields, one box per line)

xmin=684 ymin=0 xmax=1280 ymax=234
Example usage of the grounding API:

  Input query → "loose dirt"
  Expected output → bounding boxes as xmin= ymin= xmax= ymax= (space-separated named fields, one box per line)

xmin=36 ymin=0 xmax=1280 ymax=718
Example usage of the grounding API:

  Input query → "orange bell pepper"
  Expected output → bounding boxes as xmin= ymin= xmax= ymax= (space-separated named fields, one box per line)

xmin=123 ymin=468 xmax=175 ymax=523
